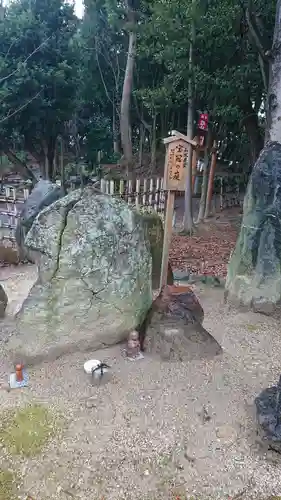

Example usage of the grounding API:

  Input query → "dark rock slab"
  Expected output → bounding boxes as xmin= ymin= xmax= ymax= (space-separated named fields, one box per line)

xmin=255 ymin=375 xmax=281 ymax=453
xmin=15 ymin=179 xmax=63 ymax=261
xmin=141 ymin=285 xmax=222 ymax=361
xmin=225 ymin=142 xmax=281 ymax=311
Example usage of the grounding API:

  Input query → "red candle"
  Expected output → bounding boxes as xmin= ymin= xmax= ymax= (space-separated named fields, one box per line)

xmin=15 ymin=364 xmax=24 ymax=382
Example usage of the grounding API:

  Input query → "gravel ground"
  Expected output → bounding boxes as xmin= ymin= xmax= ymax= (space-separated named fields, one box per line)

xmin=1 ymin=265 xmax=281 ymax=499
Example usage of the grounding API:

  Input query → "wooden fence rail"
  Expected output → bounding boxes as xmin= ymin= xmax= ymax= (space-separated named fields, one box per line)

xmin=0 ymin=173 xmax=248 ymax=246
xmin=100 ymin=177 xmax=166 ymax=214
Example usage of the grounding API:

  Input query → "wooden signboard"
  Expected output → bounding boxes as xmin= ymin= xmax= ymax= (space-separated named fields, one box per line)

xmin=160 ymin=132 xmax=198 ymax=289
xmin=163 ymin=138 xmax=189 ymax=192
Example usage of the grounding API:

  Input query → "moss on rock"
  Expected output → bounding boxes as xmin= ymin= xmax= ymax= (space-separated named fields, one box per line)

xmin=138 ymin=210 xmax=174 ymax=289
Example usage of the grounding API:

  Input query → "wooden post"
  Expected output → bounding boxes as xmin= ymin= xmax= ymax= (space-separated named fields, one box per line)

xmin=160 ymin=190 xmax=175 ymax=289
xmin=192 ymin=147 xmax=198 ymax=193
xmin=204 ymin=140 xmax=217 ymax=218
xmin=160 ymin=132 xmax=194 ymax=287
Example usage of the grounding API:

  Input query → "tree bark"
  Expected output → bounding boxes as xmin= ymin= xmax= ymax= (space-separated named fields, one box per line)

xmin=120 ymin=29 xmax=137 ymax=172
xmin=266 ymin=0 xmax=281 ymax=142
xmin=183 ymin=0 xmax=195 ymax=232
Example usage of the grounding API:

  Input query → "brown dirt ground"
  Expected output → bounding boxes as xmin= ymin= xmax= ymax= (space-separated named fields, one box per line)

xmin=170 ymin=207 xmax=241 ymax=276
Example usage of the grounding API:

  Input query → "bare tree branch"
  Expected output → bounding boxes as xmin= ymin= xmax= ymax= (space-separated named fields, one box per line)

xmin=0 ymin=35 xmax=53 ymax=84
xmin=95 ymin=36 xmax=121 ymax=119
xmin=0 ymin=89 xmax=43 ymax=124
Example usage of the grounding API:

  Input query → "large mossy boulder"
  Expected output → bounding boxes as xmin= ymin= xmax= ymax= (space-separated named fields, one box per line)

xmin=6 ymin=188 xmax=152 ymax=364
xmin=225 ymin=141 xmax=281 ymax=313
xmin=140 ymin=211 xmax=174 ymax=289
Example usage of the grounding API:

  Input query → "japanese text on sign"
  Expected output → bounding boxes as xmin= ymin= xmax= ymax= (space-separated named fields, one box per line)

xmin=167 ymin=142 xmax=187 ymax=184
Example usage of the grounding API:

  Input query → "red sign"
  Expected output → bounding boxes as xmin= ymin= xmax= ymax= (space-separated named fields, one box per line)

xmin=198 ymin=113 xmax=208 ymax=131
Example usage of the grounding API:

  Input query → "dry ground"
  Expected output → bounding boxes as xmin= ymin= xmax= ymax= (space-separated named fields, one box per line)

xmin=1 ymin=265 xmax=281 ymax=499
xmin=170 ymin=207 xmax=241 ymax=276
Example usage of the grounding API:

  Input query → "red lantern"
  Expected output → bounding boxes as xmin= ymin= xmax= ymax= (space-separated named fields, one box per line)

xmin=198 ymin=113 xmax=209 ymax=131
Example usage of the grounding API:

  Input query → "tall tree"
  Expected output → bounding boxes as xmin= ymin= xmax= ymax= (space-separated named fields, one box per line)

xmin=0 ymin=0 xmax=80 ymax=180
xmin=184 ymin=0 xmax=196 ymax=231
xmin=120 ymin=0 xmax=138 ymax=171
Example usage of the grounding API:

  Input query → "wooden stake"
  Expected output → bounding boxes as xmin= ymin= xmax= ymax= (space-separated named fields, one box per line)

xmin=160 ymin=190 xmax=175 ymax=289
xmin=191 ymin=148 xmax=198 ymax=193
xmin=204 ymin=140 xmax=217 ymax=218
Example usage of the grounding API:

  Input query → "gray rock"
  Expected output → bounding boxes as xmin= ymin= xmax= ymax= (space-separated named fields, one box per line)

xmin=173 ymin=270 xmax=190 ymax=281
xmin=225 ymin=142 xmax=281 ymax=311
xmin=6 ymin=187 xmax=152 ymax=365
xmin=0 ymin=284 xmax=8 ymax=318
xmin=15 ymin=179 xmax=64 ymax=261
xmin=252 ymin=297 xmax=275 ymax=315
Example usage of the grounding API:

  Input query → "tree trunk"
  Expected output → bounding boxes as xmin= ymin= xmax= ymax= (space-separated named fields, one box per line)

xmin=266 ymin=0 xmax=281 ymax=142
xmin=42 ymin=137 xmax=56 ymax=181
xmin=120 ymin=29 xmax=137 ymax=172
xmin=204 ymin=141 xmax=217 ymax=219
xmin=113 ymin=104 xmax=120 ymax=154
xmin=138 ymin=123 xmax=144 ymax=167
xmin=196 ymin=148 xmax=209 ymax=223
xmin=2 ymin=147 xmax=38 ymax=184
xmin=241 ymin=100 xmax=264 ymax=163
xmin=183 ymin=1 xmax=195 ymax=232
xmin=150 ymin=113 xmax=157 ymax=172
xmin=47 ymin=137 xmax=56 ymax=181
xmin=60 ymin=136 xmax=65 ymax=193
xmin=243 ymin=111 xmax=264 ymax=163
xmin=245 ymin=2 xmax=269 ymax=92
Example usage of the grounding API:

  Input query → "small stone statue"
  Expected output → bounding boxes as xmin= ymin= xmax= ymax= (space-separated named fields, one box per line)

xmin=126 ymin=330 xmax=142 ymax=359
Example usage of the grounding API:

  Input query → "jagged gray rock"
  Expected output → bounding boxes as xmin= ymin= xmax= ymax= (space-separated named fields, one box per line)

xmin=225 ymin=141 xmax=281 ymax=312
xmin=0 ymin=284 xmax=8 ymax=318
xmin=6 ymin=187 xmax=152 ymax=365
xmin=15 ymin=179 xmax=64 ymax=262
